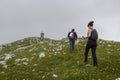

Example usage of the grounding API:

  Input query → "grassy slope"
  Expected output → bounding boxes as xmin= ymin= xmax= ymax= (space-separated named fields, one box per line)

xmin=0 ymin=37 xmax=120 ymax=80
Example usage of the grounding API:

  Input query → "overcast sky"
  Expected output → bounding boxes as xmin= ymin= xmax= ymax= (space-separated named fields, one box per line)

xmin=0 ymin=0 xmax=120 ymax=45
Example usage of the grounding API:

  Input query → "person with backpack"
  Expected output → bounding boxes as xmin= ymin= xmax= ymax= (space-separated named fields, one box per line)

xmin=68 ymin=29 xmax=77 ymax=52
xmin=84 ymin=21 xmax=98 ymax=66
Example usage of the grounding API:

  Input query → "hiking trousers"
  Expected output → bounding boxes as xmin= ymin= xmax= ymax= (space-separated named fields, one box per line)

xmin=69 ymin=38 xmax=75 ymax=52
xmin=84 ymin=40 xmax=97 ymax=66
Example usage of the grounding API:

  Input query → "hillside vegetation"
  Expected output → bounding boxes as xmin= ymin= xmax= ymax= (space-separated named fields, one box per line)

xmin=0 ymin=37 xmax=120 ymax=80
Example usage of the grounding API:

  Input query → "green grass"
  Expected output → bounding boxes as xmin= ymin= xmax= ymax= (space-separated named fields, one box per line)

xmin=0 ymin=37 xmax=120 ymax=80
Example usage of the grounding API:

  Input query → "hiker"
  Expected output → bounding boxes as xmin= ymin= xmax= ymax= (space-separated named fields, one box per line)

xmin=84 ymin=21 xmax=98 ymax=66
xmin=40 ymin=32 xmax=44 ymax=40
xmin=68 ymin=29 xmax=77 ymax=52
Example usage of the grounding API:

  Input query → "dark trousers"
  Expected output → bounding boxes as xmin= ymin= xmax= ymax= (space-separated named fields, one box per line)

xmin=84 ymin=40 xmax=97 ymax=66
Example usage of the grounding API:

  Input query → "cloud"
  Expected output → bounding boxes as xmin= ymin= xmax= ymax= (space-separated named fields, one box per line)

xmin=96 ymin=15 xmax=120 ymax=41
xmin=0 ymin=0 xmax=120 ymax=44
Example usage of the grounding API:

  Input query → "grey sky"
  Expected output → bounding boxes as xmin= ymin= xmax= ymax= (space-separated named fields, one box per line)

xmin=0 ymin=0 xmax=120 ymax=44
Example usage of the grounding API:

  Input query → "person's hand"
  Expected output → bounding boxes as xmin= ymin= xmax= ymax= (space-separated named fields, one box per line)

xmin=75 ymin=38 xmax=77 ymax=41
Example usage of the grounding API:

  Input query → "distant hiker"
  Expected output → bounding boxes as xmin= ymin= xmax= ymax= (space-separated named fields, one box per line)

xmin=40 ymin=32 xmax=44 ymax=40
xmin=68 ymin=29 xmax=77 ymax=52
xmin=84 ymin=21 xmax=98 ymax=66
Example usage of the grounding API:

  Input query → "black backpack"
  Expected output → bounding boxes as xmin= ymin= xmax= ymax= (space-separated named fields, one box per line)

xmin=91 ymin=29 xmax=98 ymax=40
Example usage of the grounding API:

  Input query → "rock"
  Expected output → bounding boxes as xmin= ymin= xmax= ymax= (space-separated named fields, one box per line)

xmin=4 ymin=54 xmax=14 ymax=60
xmin=23 ymin=62 xmax=28 ymax=65
xmin=39 ymin=52 xmax=45 ymax=58
xmin=107 ymin=44 xmax=111 ymax=47
xmin=52 ymin=74 xmax=58 ymax=78
xmin=115 ymin=78 xmax=120 ymax=80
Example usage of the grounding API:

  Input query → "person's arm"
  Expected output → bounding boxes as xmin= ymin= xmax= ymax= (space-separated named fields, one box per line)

xmin=74 ymin=32 xmax=77 ymax=40
xmin=87 ymin=29 xmax=92 ymax=38
xmin=68 ymin=32 xmax=70 ymax=38
xmin=83 ymin=29 xmax=92 ymax=39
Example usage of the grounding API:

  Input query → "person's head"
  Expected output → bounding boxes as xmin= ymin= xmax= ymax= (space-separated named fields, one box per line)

xmin=88 ymin=21 xmax=94 ymax=29
xmin=71 ymin=29 xmax=75 ymax=32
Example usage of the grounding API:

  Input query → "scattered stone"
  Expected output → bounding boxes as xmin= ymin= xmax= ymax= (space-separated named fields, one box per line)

xmin=115 ymin=78 xmax=120 ymax=80
xmin=39 ymin=52 xmax=45 ymax=58
xmin=3 ymin=65 xmax=8 ymax=68
xmin=0 ymin=61 xmax=8 ymax=68
xmin=85 ymin=64 xmax=91 ymax=67
xmin=52 ymin=74 xmax=58 ymax=78
xmin=43 ymin=48 xmax=47 ymax=51
xmin=15 ymin=58 xmax=29 ymax=65
xmin=15 ymin=59 xmax=21 ymax=63
xmin=15 ymin=46 xmax=28 ymax=51
xmin=23 ymin=62 xmax=28 ymax=65
xmin=0 ymin=71 xmax=5 ymax=74
xmin=4 ymin=54 xmax=14 ymax=60
xmin=107 ymin=44 xmax=111 ymax=47
xmin=42 ymin=76 xmax=45 ymax=79
xmin=14 ymin=45 xmax=32 ymax=52
xmin=32 ymin=69 xmax=35 ymax=72
xmin=21 ymin=58 xmax=29 ymax=62
xmin=33 ymin=64 xmax=38 ymax=66
xmin=0 ymin=61 xmax=6 ymax=65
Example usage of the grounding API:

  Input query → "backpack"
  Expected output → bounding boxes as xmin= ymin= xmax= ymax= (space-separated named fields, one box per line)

xmin=91 ymin=29 xmax=98 ymax=40
xmin=69 ymin=32 xmax=74 ymax=38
